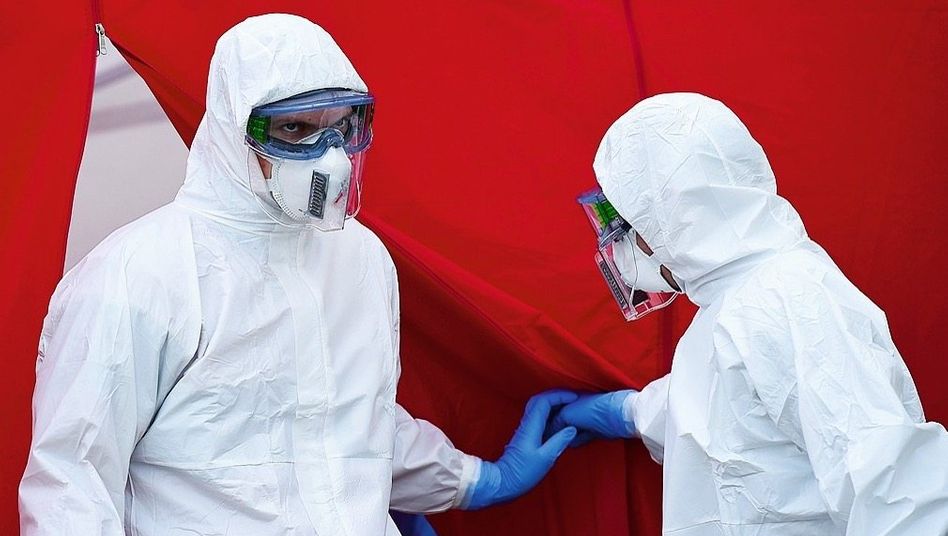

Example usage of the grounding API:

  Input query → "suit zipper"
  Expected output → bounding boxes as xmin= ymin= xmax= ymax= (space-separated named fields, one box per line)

xmin=92 ymin=0 xmax=107 ymax=56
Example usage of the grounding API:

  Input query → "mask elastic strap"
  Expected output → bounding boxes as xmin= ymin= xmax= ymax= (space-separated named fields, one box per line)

xmin=631 ymin=232 xmax=681 ymax=295
xmin=628 ymin=235 xmax=642 ymax=291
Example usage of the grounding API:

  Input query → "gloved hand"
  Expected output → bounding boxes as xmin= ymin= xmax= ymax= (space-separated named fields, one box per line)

xmin=547 ymin=390 xmax=637 ymax=447
xmin=461 ymin=390 xmax=579 ymax=510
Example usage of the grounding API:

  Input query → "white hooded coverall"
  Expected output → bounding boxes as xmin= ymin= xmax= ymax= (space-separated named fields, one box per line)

xmin=19 ymin=14 xmax=479 ymax=536
xmin=595 ymin=93 xmax=948 ymax=535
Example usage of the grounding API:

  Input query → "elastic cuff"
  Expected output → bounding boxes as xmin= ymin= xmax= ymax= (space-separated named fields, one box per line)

xmin=622 ymin=390 xmax=639 ymax=438
xmin=452 ymin=455 xmax=482 ymax=510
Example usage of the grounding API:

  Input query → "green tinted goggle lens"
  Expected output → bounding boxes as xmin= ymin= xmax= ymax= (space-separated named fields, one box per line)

xmin=592 ymin=197 xmax=621 ymax=228
xmin=247 ymin=116 xmax=270 ymax=144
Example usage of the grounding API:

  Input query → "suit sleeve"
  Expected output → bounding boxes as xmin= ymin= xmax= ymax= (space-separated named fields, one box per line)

xmin=19 ymin=261 xmax=165 ymax=535
xmin=380 ymin=242 xmax=482 ymax=513
xmin=390 ymin=405 xmax=482 ymax=513
xmin=629 ymin=374 xmax=670 ymax=464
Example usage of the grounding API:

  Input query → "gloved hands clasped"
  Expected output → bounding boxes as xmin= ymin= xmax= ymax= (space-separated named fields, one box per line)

xmin=460 ymin=390 xmax=579 ymax=510
xmin=460 ymin=388 xmax=639 ymax=510
xmin=547 ymin=389 xmax=638 ymax=447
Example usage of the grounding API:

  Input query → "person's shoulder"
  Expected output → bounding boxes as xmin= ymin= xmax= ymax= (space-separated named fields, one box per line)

xmin=63 ymin=204 xmax=194 ymax=300
xmin=714 ymin=249 xmax=833 ymax=334
xmin=99 ymin=204 xmax=190 ymax=257
xmin=43 ymin=205 xmax=201 ymax=366
xmin=735 ymin=248 xmax=831 ymax=300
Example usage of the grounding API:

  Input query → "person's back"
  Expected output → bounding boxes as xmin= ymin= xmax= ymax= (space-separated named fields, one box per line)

xmin=657 ymin=242 xmax=938 ymax=534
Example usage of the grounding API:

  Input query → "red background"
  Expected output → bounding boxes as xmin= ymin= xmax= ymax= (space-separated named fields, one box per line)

xmin=2 ymin=1 xmax=946 ymax=534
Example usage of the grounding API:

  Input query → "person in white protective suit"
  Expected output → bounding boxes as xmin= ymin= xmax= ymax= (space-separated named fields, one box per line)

xmin=554 ymin=93 xmax=948 ymax=535
xmin=19 ymin=14 xmax=579 ymax=535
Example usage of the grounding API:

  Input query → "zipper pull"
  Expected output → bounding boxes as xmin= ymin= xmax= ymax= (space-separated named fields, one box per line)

xmin=95 ymin=23 xmax=108 ymax=56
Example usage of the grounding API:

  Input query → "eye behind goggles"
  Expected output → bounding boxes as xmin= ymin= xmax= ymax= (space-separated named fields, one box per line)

xmin=245 ymin=88 xmax=375 ymax=161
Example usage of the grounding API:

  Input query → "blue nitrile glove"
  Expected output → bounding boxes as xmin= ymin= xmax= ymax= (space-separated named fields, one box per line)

xmin=548 ymin=390 xmax=637 ymax=447
xmin=460 ymin=390 xmax=579 ymax=510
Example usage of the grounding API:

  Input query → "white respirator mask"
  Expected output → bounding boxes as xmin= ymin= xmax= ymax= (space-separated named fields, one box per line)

xmin=613 ymin=235 xmax=679 ymax=294
xmin=263 ymin=140 xmax=353 ymax=231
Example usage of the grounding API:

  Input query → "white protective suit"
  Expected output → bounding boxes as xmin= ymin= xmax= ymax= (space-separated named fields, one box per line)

xmin=595 ymin=93 xmax=948 ymax=535
xmin=20 ymin=14 xmax=479 ymax=536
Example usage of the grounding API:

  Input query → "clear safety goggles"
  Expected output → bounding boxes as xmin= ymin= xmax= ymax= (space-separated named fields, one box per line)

xmin=245 ymin=88 xmax=374 ymax=160
xmin=577 ymin=187 xmax=677 ymax=321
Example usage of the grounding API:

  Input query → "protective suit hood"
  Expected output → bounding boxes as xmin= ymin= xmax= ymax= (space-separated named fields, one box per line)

xmin=594 ymin=93 xmax=807 ymax=304
xmin=175 ymin=14 xmax=367 ymax=231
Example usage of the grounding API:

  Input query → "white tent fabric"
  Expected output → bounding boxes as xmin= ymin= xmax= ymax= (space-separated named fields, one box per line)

xmin=67 ymin=38 xmax=189 ymax=270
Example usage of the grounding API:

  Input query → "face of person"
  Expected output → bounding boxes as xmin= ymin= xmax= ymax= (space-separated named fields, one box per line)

xmin=254 ymin=106 xmax=354 ymax=180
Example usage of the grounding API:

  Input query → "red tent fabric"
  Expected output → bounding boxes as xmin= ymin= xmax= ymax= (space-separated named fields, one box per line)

xmin=2 ymin=1 xmax=946 ymax=534
xmin=0 ymin=3 xmax=97 ymax=534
